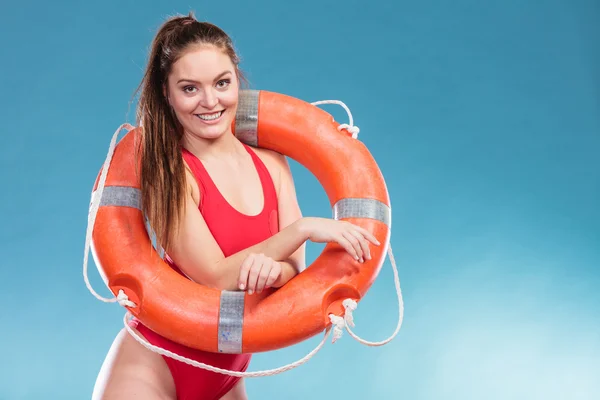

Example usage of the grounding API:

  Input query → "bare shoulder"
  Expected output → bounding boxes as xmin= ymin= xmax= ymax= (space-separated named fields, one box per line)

xmin=252 ymin=147 xmax=292 ymax=192
xmin=183 ymin=160 xmax=201 ymax=206
xmin=253 ymin=147 xmax=289 ymax=169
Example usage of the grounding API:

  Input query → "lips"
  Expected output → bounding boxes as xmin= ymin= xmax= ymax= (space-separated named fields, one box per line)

xmin=195 ymin=110 xmax=225 ymax=122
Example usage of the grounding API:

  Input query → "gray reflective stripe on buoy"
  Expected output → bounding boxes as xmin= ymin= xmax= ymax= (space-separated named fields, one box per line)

xmin=234 ymin=90 xmax=259 ymax=147
xmin=333 ymin=198 xmax=391 ymax=227
xmin=218 ymin=290 xmax=245 ymax=353
xmin=93 ymin=186 xmax=142 ymax=209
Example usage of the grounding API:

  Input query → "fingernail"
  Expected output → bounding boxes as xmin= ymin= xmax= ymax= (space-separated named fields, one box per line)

xmin=248 ymin=290 xmax=253 ymax=295
xmin=239 ymin=284 xmax=245 ymax=290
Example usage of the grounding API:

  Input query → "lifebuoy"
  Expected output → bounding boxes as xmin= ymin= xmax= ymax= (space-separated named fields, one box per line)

xmin=90 ymin=90 xmax=391 ymax=354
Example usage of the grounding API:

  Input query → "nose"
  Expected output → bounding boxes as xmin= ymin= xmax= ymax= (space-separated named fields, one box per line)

xmin=199 ymin=88 xmax=219 ymax=110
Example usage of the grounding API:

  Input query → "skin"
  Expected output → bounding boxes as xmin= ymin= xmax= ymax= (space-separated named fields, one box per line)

xmin=93 ymin=44 xmax=378 ymax=400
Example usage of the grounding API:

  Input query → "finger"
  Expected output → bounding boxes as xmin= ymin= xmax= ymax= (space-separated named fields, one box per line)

xmin=255 ymin=259 xmax=272 ymax=294
xmin=238 ymin=254 xmax=255 ymax=290
xmin=348 ymin=229 xmax=372 ymax=261
xmin=336 ymin=234 xmax=359 ymax=261
xmin=342 ymin=231 xmax=364 ymax=262
xmin=265 ymin=263 xmax=281 ymax=288
xmin=247 ymin=254 xmax=264 ymax=294
xmin=355 ymin=226 xmax=380 ymax=245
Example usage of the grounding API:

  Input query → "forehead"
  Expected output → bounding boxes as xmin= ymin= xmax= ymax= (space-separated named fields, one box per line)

xmin=170 ymin=45 xmax=233 ymax=81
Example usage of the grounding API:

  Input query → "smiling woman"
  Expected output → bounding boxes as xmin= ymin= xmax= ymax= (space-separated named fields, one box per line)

xmin=91 ymin=12 xmax=379 ymax=400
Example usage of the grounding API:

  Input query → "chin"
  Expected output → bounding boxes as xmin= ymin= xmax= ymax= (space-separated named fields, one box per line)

xmin=188 ymin=114 xmax=234 ymax=140
xmin=197 ymin=126 xmax=230 ymax=140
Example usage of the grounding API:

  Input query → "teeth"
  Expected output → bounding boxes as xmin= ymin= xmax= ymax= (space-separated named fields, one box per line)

xmin=196 ymin=111 xmax=223 ymax=121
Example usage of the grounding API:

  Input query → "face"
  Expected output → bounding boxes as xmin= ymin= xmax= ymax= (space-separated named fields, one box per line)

xmin=165 ymin=44 xmax=239 ymax=141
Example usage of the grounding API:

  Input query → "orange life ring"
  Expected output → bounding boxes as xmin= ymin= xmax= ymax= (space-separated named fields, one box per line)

xmin=91 ymin=90 xmax=391 ymax=354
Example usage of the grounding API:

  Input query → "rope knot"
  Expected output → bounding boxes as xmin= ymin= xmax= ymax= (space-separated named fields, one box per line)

xmin=328 ymin=299 xmax=359 ymax=343
xmin=337 ymin=124 xmax=360 ymax=139
xmin=342 ymin=299 xmax=357 ymax=327
xmin=117 ymin=289 xmax=137 ymax=308
xmin=329 ymin=314 xmax=346 ymax=343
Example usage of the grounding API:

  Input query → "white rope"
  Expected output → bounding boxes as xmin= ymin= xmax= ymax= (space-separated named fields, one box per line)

xmin=124 ymin=312 xmax=333 ymax=377
xmin=329 ymin=314 xmax=347 ymax=344
xmin=331 ymin=245 xmax=404 ymax=346
xmin=311 ymin=100 xmax=360 ymax=139
xmin=83 ymin=122 xmax=138 ymax=308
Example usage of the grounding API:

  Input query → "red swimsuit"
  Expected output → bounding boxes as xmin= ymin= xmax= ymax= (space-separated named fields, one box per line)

xmin=130 ymin=144 xmax=279 ymax=399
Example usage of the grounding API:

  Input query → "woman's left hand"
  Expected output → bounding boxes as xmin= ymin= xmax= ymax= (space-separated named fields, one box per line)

xmin=238 ymin=253 xmax=282 ymax=294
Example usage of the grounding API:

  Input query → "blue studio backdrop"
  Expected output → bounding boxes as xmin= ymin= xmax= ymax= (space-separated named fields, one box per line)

xmin=0 ymin=0 xmax=598 ymax=399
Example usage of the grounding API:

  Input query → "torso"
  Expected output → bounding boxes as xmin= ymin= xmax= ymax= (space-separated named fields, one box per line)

xmin=185 ymin=145 xmax=281 ymax=217
xmin=175 ymin=142 xmax=281 ymax=259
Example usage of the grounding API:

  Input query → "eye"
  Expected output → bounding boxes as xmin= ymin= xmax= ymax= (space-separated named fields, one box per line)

xmin=216 ymin=79 xmax=231 ymax=89
xmin=183 ymin=85 xmax=197 ymax=93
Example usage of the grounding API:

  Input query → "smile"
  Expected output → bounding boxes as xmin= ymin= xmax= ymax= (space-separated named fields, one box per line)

xmin=195 ymin=110 xmax=225 ymax=122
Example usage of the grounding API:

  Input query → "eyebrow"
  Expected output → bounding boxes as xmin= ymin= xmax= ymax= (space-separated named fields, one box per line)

xmin=177 ymin=70 xmax=232 ymax=84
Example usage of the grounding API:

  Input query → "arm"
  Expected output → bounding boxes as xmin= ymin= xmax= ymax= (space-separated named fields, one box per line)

xmin=166 ymin=164 xmax=307 ymax=291
xmin=268 ymin=153 xmax=306 ymax=288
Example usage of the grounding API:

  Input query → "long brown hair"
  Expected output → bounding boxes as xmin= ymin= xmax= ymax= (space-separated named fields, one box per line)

xmin=133 ymin=12 xmax=245 ymax=253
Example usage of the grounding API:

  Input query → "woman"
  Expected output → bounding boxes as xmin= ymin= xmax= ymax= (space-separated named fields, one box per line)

xmin=92 ymin=13 xmax=379 ymax=400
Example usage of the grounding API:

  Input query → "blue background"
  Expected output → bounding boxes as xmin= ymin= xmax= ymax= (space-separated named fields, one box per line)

xmin=1 ymin=0 xmax=598 ymax=399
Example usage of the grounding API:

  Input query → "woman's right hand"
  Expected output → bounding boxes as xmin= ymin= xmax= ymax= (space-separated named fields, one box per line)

xmin=298 ymin=217 xmax=380 ymax=263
